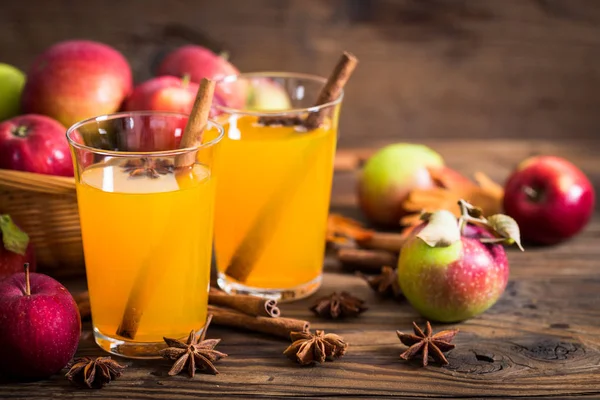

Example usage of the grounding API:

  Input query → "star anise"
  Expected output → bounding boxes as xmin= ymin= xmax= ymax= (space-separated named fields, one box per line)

xmin=396 ymin=321 xmax=459 ymax=367
xmin=65 ymin=356 xmax=126 ymax=389
xmin=283 ymin=329 xmax=348 ymax=365
xmin=310 ymin=291 xmax=368 ymax=319
xmin=158 ymin=314 xmax=227 ymax=377
xmin=357 ymin=266 xmax=403 ymax=299
xmin=123 ymin=157 xmax=173 ymax=179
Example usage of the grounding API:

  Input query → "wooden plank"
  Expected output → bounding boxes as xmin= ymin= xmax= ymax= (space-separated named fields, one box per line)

xmin=1 ymin=0 xmax=600 ymax=144
xmin=0 ymin=138 xmax=599 ymax=397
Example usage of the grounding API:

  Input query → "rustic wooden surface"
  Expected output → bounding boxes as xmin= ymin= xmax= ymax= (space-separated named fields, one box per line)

xmin=1 ymin=139 xmax=599 ymax=399
xmin=2 ymin=0 xmax=600 ymax=145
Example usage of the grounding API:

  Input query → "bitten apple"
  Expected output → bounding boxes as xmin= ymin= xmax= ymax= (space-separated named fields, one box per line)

xmin=503 ymin=155 xmax=595 ymax=245
xmin=357 ymin=144 xmax=445 ymax=227
xmin=397 ymin=210 xmax=514 ymax=323
xmin=0 ymin=215 xmax=36 ymax=281
xmin=0 ymin=264 xmax=81 ymax=379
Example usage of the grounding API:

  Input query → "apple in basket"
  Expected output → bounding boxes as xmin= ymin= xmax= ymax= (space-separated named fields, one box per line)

xmin=0 ymin=114 xmax=73 ymax=176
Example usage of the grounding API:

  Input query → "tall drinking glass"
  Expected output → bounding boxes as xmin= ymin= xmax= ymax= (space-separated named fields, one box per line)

xmin=213 ymin=73 xmax=343 ymax=301
xmin=67 ymin=111 xmax=223 ymax=358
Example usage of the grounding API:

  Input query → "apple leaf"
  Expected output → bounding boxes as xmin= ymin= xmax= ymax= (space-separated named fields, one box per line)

xmin=484 ymin=214 xmax=524 ymax=251
xmin=0 ymin=214 xmax=29 ymax=256
xmin=416 ymin=210 xmax=461 ymax=247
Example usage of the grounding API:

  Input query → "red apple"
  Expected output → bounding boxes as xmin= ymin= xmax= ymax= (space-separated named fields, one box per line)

xmin=21 ymin=40 xmax=133 ymax=128
xmin=123 ymin=75 xmax=200 ymax=114
xmin=0 ymin=215 xmax=36 ymax=281
xmin=0 ymin=114 xmax=73 ymax=176
xmin=0 ymin=264 xmax=81 ymax=379
xmin=156 ymin=45 xmax=245 ymax=109
xmin=397 ymin=210 xmax=512 ymax=322
xmin=503 ymin=156 xmax=595 ymax=245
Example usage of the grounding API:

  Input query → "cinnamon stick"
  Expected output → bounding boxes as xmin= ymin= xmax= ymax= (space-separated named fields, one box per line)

xmin=116 ymin=78 xmax=215 ymax=340
xmin=208 ymin=305 xmax=309 ymax=339
xmin=304 ymin=51 xmax=358 ymax=130
xmin=338 ymin=248 xmax=398 ymax=273
xmin=225 ymin=52 xmax=359 ymax=283
xmin=72 ymin=288 xmax=283 ymax=321
xmin=208 ymin=288 xmax=280 ymax=318
xmin=73 ymin=290 xmax=91 ymax=320
xmin=356 ymin=232 xmax=407 ymax=253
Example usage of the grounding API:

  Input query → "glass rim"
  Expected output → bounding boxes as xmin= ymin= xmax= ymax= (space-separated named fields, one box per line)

xmin=213 ymin=71 xmax=344 ymax=117
xmin=66 ymin=111 xmax=224 ymax=157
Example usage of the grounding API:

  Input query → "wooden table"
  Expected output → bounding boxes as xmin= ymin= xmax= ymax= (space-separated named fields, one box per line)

xmin=2 ymin=139 xmax=599 ymax=399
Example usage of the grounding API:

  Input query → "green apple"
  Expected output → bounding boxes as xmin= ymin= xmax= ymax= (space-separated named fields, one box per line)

xmin=397 ymin=210 xmax=511 ymax=323
xmin=247 ymin=79 xmax=291 ymax=111
xmin=0 ymin=63 xmax=26 ymax=121
xmin=357 ymin=143 xmax=445 ymax=227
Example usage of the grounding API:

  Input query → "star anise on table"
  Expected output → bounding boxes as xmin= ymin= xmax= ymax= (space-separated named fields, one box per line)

xmin=357 ymin=266 xmax=403 ymax=299
xmin=158 ymin=314 xmax=228 ymax=377
xmin=396 ymin=321 xmax=459 ymax=367
xmin=65 ymin=356 xmax=126 ymax=389
xmin=283 ymin=329 xmax=348 ymax=365
xmin=123 ymin=157 xmax=173 ymax=179
xmin=309 ymin=291 xmax=368 ymax=319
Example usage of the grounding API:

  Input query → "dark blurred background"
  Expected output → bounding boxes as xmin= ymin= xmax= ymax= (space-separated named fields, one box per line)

xmin=2 ymin=0 xmax=600 ymax=148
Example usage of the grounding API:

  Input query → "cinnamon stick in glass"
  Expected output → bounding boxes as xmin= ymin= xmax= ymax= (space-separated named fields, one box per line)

xmin=116 ymin=79 xmax=215 ymax=340
xmin=225 ymin=52 xmax=359 ymax=283
xmin=208 ymin=288 xmax=280 ymax=318
xmin=208 ymin=305 xmax=309 ymax=339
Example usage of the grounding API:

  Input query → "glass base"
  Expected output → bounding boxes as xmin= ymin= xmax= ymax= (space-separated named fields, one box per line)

xmin=216 ymin=273 xmax=322 ymax=302
xmin=94 ymin=326 xmax=204 ymax=359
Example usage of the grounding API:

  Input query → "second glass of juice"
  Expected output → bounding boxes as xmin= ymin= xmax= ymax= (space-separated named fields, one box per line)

xmin=67 ymin=111 xmax=223 ymax=358
xmin=213 ymin=73 xmax=343 ymax=301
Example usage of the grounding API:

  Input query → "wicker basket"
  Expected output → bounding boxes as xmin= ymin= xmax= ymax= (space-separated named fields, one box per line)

xmin=0 ymin=169 xmax=85 ymax=278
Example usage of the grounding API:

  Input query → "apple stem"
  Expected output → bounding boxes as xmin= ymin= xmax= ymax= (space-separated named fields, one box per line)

xmin=457 ymin=199 xmax=488 ymax=235
xmin=12 ymin=125 xmax=28 ymax=138
xmin=181 ymin=73 xmax=191 ymax=88
xmin=24 ymin=262 xmax=31 ymax=296
xmin=523 ymin=186 xmax=543 ymax=202
xmin=218 ymin=51 xmax=230 ymax=61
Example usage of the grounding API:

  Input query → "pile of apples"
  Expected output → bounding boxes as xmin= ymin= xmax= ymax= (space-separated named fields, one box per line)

xmin=357 ymin=143 xmax=595 ymax=322
xmin=0 ymin=40 xmax=246 ymax=177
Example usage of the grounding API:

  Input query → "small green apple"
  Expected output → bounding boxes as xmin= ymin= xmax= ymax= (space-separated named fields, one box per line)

xmin=357 ymin=143 xmax=445 ymax=227
xmin=247 ymin=79 xmax=291 ymax=111
xmin=0 ymin=63 xmax=26 ymax=121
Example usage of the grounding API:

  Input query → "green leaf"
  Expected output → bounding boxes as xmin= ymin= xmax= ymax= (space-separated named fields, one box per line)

xmin=485 ymin=214 xmax=524 ymax=251
xmin=416 ymin=210 xmax=461 ymax=248
xmin=0 ymin=214 xmax=29 ymax=256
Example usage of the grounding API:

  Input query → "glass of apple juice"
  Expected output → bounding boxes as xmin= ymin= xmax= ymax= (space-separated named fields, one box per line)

xmin=212 ymin=70 xmax=349 ymax=301
xmin=67 ymin=111 xmax=223 ymax=358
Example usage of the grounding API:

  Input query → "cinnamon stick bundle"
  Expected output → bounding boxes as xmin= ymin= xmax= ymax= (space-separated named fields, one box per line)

xmin=356 ymin=232 xmax=407 ymax=253
xmin=73 ymin=289 xmax=282 ymax=321
xmin=208 ymin=305 xmax=309 ymax=339
xmin=338 ymin=248 xmax=398 ymax=273
xmin=208 ymin=288 xmax=280 ymax=318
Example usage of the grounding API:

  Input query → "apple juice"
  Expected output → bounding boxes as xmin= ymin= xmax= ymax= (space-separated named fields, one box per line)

xmin=214 ymin=114 xmax=337 ymax=293
xmin=76 ymin=159 xmax=215 ymax=342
